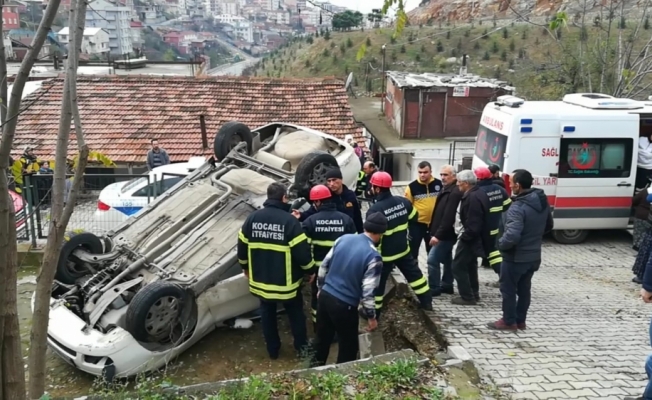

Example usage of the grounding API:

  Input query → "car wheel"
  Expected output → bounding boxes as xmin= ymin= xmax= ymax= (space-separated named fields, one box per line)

xmin=552 ymin=229 xmax=588 ymax=244
xmin=213 ymin=121 xmax=253 ymax=160
xmin=125 ymin=281 xmax=195 ymax=343
xmin=294 ymin=151 xmax=339 ymax=198
xmin=56 ymin=231 xmax=104 ymax=285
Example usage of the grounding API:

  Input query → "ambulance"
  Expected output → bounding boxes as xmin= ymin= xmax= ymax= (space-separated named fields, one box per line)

xmin=472 ymin=93 xmax=651 ymax=244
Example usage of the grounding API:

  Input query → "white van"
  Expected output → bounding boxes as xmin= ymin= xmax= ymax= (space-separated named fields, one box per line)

xmin=472 ymin=93 xmax=651 ymax=244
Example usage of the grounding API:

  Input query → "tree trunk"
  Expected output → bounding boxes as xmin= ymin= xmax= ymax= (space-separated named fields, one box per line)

xmin=2 ymin=198 xmax=25 ymax=400
xmin=0 ymin=0 xmax=61 ymax=398
xmin=27 ymin=0 xmax=87 ymax=396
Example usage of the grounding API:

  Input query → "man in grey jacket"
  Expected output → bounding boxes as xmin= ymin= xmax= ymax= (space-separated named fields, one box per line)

xmin=146 ymin=139 xmax=170 ymax=171
xmin=487 ymin=169 xmax=553 ymax=331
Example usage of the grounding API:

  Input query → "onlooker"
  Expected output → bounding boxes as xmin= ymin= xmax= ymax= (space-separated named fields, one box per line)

xmin=38 ymin=161 xmax=53 ymax=174
xmin=362 ymin=161 xmax=379 ymax=199
xmin=451 ymin=170 xmax=489 ymax=306
xmin=487 ymin=169 xmax=553 ymax=331
xmin=404 ymin=161 xmax=442 ymax=260
xmin=311 ymin=212 xmax=386 ymax=366
xmin=627 ymin=249 xmax=652 ymax=400
xmin=37 ymin=161 xmax=54 ymax=207
xmin=428 ymin=165 xmax=463 ymax=296
xmin=146 ymin=139 xmax=170 ymax=171
xmin=634 ymin=187 xmax=652 ymax=251
xmin=488 ymin=164 xmax=506 ymax=188
xmin=634 ymin=187 xmax=652 ymax=283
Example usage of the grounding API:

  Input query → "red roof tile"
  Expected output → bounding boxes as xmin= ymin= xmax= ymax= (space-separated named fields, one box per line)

xmin=12 ymin=75 xmax=364 ymax=163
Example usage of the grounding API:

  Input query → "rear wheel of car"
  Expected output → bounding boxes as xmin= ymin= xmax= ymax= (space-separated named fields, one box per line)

xmin=552 ymin=229 xmax=588 ymax=244
xmin=294 ymin=151 xmax=339 ymax=199
xmin=56 ymin=231 xmax=104 ymax=285
xmin=214 ymin=121 xmax=253 ymax=160
xmin=125 ymin=281 xmax=195 ymax=343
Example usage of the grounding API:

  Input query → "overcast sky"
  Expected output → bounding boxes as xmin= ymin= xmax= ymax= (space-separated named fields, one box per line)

xmin=327 ymin=0 xmax=421 ymax=15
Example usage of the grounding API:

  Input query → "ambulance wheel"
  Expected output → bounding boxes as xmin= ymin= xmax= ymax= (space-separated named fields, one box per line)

xmin=214 ymin=122 xmax=253 ymax=160
xmin=552 ymin=229 xmax=588 ymax=245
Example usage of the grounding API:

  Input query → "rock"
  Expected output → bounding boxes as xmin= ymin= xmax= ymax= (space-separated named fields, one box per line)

xmin=444 ymin=358 xmax=464 ymax=367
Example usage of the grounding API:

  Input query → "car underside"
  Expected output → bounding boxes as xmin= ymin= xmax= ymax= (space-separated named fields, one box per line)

xmin=45 ymin=122 xmax=357 ymax=378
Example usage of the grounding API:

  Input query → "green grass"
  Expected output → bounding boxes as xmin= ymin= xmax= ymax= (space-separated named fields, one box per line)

xmin=84 ymin=358 xmax=445 ymax=400
xmin=252 ymin=20 xmax=652 ymax=100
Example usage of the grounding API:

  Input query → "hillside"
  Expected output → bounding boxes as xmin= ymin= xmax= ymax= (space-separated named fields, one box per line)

xmin=251 ymin=19 xmax=652 ymax=100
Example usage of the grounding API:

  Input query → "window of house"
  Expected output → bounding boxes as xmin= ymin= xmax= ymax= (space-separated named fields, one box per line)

xmin=558 ymin=138 xmax=633 ymax=178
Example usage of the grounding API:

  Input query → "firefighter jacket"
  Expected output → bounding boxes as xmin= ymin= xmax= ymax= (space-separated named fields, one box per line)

xmin=237 ymin=199 xmax=314 ymax=301
xmin=477 ymin=179 xmax=511 ymax=266
xmin=367 ymin=190 xmax=417 ymax=262
xmin=302 ymin=202 xmax=357 ymax=266
xmin=300 ymin=185 xmax=363 ymax=233
xmin=355 ymin=170 xmax=367 ymax=197
xmin=404 ymin=177 xmax=442 ymax=225
xmin=12 ymin=153 xmax=39 ymax=194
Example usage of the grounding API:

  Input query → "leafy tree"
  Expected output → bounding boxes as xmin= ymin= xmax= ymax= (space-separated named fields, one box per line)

xmin=457 ymin=38 xmax=462 ymax=50
xmin=518 ymin=48 xmax=525 ymax=59
xmin=645 ymin=16 xmax=650 ymax=30
xmin=400 ymin=44 xmax=406 ymax=53
xmin=390 ymin=36 xmax=396 ymax=44
xmin=521 ymin=29 xmax=527 ymax=40
xmin=366 ymin=37 xmax=372 ymax=46
xmin=492 ymin=41 xmax=499 ymax=53
xmin=347 ymin=37 xmax=353 ymax=47
xmin=509 ymin=38 xmax=515 ymax=51
xmin=483 ymin=50 xmax=490 ymax=60
xmin=330 ymin=41 xmax=335 ymax=48
xmin=323 ymin=48 xmax=330 ymax=57
xmin=391 ymin=51 xmax=397 ymax=61
xmin=415 ymin=54 xmax=421 ymax=62
xmin=473 ymin=41 xmax=480 ymax=50
xmin=323 ymin=29 xmax=331 ymax=40
xmin=340 ymin=46 xmax=346 ymax=54
xmin=618 ymin=16 xmax=626 ymax=29
xmin=446 ymin=30 xmax=451 ymax=39
xmin=500 ymin=50 xmax=507 ymax=61
xmin=535 ymin=37 xmax=540 ymax=45
xmin=464 ymin=29 xmax=470 ymax=37
xmin=420 ymin=44 xmax=425 ymax=52
xmin=450 ymin=48 xmax=458 ymax=57
xmin=305 ymin=59 xmax=311 ymax=67
xmin=332 ymin=10 xmax=364 ymax=31
xmin=163 ymin=49 xmax=176 ymax=61
xmin=508 ymin=59 xmax=515 ymax=69
xmin=494 ymin=66 xmax=502 ymax=79
xmin=503 ymin=28 xmax=508 ymax=39
xmin=482 ymin=28 xmax=489 ymax=39
xmin=436 ymin=40 xmax=444 ymax=52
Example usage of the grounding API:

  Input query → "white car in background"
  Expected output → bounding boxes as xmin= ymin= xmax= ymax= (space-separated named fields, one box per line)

xmin=93 ymin=158 xmax=206 ymax=232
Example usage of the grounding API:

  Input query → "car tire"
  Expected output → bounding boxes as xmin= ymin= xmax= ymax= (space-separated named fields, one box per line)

xmin=125 ymin=281 xmax=193 ymax=343
xmin=552 ymin=229 xmax=589 ymax=244
xmin=56 ymin=231 xmax=104 ymax=285
xmin=213 ymin=121 xmax=253 ymax=160
xmin=294 ymin=151 xmax=339 ymax=199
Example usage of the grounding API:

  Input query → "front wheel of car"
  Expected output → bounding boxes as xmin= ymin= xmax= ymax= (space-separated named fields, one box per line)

xmin=56 ymin=231 xmax=105 ymax=285
xmin=294 ymin=151 xmax=339 ymax=198
xmin=125 ymin=281 xmax=196 ymax=344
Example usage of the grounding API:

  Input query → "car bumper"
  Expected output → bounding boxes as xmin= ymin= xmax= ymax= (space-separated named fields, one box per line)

xmin=46 ymin=300 xmax=164 ymax=378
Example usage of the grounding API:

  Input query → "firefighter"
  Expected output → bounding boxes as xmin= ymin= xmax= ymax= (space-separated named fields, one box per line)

xmin=302 ymin=184 xmax=356 ymax=330
xmin=237 ymin=182 xmax=314 ymax=360
xmin=474 ymin=166 xmax=511 ymax=275
xmin=355 ymin=170 xmax=367 ymax=198
xmin=13 ymin=147 xmax=39 ymax=195
xmin=362 ymin=171 xmax=433 ymax=319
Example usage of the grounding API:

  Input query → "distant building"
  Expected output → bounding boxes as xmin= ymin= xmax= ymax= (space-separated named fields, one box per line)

xmin=230 ymin=19 xmax=253 ymax=43
xmin=130 ymin=20 xmax=143 ymax=51
xmin=2 ymin=3 xmax=20 ymax=31
xmin=85 ymin=0 xmax=132 ymax=56
xmin=57 ymin=27 xmax=110 ymax=55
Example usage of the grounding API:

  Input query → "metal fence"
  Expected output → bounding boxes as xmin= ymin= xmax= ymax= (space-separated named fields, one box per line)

xmin=448 ymin=140 xmax=476 ymax=172
xmin=18 ymin=172 xmax=184 ymax=245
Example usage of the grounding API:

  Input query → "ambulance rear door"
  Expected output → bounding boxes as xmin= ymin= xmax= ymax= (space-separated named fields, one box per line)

xmin=554 ymin=118 xmax=637 ymax=231
xmin=517 ymin=126 xmax=559 ymax=205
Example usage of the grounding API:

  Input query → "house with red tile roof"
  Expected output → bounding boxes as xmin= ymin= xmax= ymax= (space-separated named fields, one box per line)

xmin=12 ymin=75 xmax=363 ymax=166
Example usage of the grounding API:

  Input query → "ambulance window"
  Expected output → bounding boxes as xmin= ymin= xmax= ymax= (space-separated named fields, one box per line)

xmin=474 ymin=125 xmax=508 ymax=169
xmin=558 ymin=138 xmax=633 ymax=178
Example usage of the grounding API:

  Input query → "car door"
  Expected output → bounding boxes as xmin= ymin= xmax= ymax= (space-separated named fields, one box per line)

xmin=555 ymin=136 xmax=635 ymax=230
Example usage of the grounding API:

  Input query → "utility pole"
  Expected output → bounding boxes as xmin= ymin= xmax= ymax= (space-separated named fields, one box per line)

xmin=380 ymin=44 xmax=386 ymax=112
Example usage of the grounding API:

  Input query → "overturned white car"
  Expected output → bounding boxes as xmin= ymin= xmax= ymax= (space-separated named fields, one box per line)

xmin=43 ymin=122 xmax=361 ymax=378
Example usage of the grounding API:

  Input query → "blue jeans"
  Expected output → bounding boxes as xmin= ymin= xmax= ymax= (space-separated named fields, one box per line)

xmin=427 ymin=240 xmax=454 ymax=292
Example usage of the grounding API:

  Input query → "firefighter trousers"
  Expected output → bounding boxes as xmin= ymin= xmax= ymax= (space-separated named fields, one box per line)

xmin=373 ymin=254 xmax=431 ymax=319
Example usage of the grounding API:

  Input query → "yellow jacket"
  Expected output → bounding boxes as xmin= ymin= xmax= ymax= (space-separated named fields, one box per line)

xmin=404 ymin=177 xmax=443 ymax=225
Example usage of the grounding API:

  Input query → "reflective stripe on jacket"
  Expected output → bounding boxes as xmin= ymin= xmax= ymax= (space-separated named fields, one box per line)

xmin=237 ymin=199 xmax=314 ymax=300
xmin=477 ymin=180 xmax=511 ymax=266
xmin=404 ymin=177 xmax=442 ymax=225
xmin=302 ymin=203 xmax=356 ymax=266
xmin=367 ymin=190 xmax=417 ymax=262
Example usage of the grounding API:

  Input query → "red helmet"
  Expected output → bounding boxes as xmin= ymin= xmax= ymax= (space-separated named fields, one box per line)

xmin=474 ymin=166 xmax=492 ymax=180
xmin=370 ymin=171 xmax=393 ymax=188
xmin=309 ymin=185 xmax=332 ymax=201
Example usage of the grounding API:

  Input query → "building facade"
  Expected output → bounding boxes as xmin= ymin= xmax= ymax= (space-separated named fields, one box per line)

xmin=57 ymin=27 xmax=110 ymax=55
xmin=2 ymin=4 xmax=20 ymax=31
xmin=85 ymin=0 xmax=132 ymax=56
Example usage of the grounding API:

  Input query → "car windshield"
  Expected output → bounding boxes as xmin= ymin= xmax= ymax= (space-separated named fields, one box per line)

xmin=121 ymin=177 xmax=148 ymax=193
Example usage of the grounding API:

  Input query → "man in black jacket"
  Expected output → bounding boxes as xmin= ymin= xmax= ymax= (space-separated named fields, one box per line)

xmin=428 ymin=165 xmax=463 ymax=297
xmin=451 ymin=170 xmax=490 ymax=306
xmin=487 ymin=169 xmax=553 ymax=330
xmin=295 ymin=169 xmax=363 ymax=233
xmin=488 ymin=164 xmax=506 ymax=188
